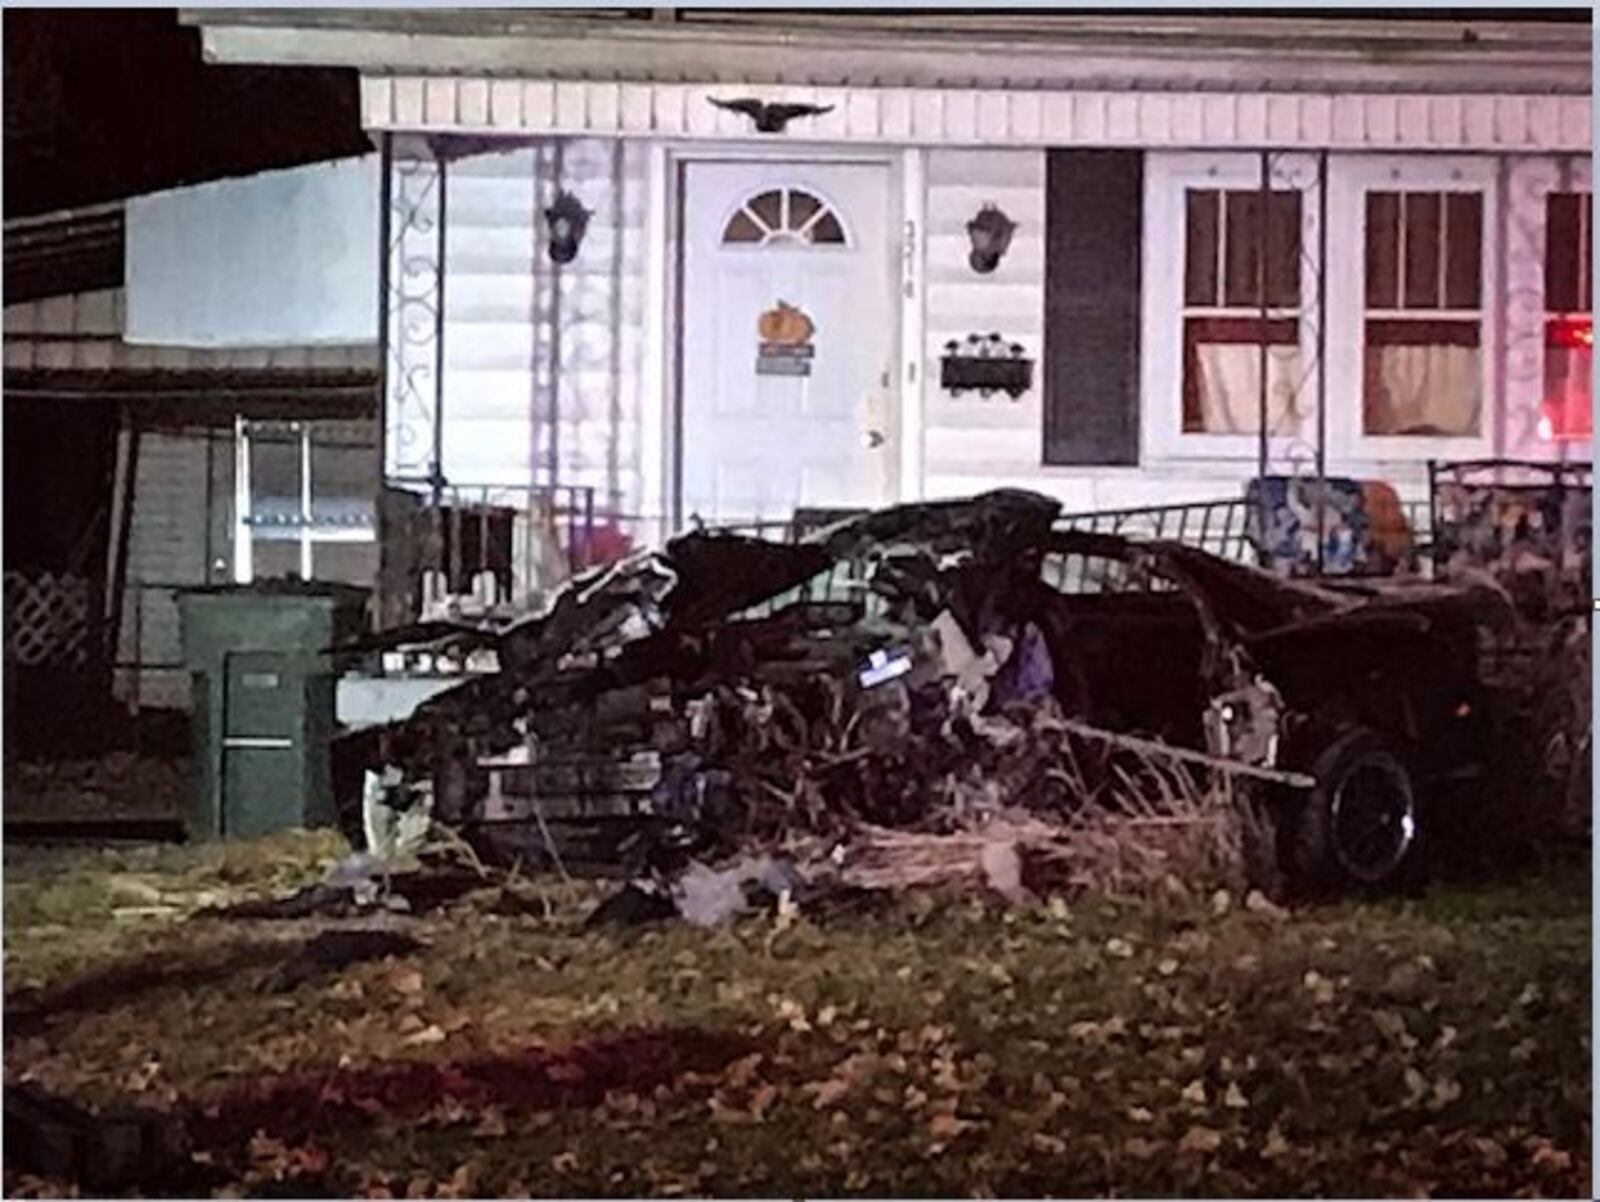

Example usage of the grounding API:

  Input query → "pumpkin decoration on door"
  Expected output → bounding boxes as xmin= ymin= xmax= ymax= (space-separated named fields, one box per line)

xmin=756 ymin=300 xmax=816 ymax=376
xmin=758 ymin=300 xmax=814 ymax=346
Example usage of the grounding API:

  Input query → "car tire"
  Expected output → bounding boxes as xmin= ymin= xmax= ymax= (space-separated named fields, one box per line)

xmin=1283 ymin=727 xmax=1419 ymax=895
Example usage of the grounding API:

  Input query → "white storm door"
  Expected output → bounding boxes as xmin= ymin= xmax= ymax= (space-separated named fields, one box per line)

xmin=680 ymin=160 xmax=896 ymax=525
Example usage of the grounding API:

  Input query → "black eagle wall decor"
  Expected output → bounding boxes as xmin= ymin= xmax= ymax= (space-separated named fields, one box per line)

xmin=708 ymin=96 xmax=835 ymax=134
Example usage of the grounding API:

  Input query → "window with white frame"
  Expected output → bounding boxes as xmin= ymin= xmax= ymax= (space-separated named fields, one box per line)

xmin=235 ymin=418 xmax=378 ymax=584
xmin=1181 ymin=187 xmax=1305 ymax=435
xmin=1540 ymin=190 xmax=1592 ymax=442
xmin=1361 ymin=190 xmax=1485 ymax=438
xmin=1143 ymin=153 xmax=1320 ymax=462
xmin=722 ymin=187 xmax=847 ymax=247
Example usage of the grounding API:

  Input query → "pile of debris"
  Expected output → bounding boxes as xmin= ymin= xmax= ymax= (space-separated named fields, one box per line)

xmin=339 ymin=488 xmax=1503 ymax=917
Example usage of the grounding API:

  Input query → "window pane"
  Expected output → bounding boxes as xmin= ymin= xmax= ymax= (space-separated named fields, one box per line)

xmin=310 ymin=427 xmax=378 ymax=528
xmin=1182 ymin=316 xmax=1303 ymax=434
xmin=1402 ymin=193 xmax=1442 ymax=310
xmin=1546 ymin=192 xmax=1584 ymax=314
xmin=724 ymin=209 xmax=763 ymax=243
xmin=747 ymin=189 xmax=782 ymax=230
xmin=1184 ymin=190 xmax=1220 ymax=307
xmin=1363 ymin=319 xmax=1481 ymax=436
xmin=1265 ymin=191 xmax=1302 ymax=308
xmin=248 ymin=424 xmax=301 ymax=531
xmin=1443 ymin=193 xmax=1483 ymax=310
xmin=1222 ymin=192 xmax=1263 ymax=308
xmin=1542 ymin=318 xmax=1594 ymax=440
xmin=809 ymin=212 xmax=845 ymax=244
xmin=1365 ymin=192 xmax=1400 ymax=310
xmin=788 ymin=189 xmax=822 ymax=231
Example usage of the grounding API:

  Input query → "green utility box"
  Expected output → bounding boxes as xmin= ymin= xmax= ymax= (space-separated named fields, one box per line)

xmin=177 ymin=583 xmax=370 ymax=840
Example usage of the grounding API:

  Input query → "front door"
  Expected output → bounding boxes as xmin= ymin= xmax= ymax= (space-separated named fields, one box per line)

xmin=680 ymin=160 xmax=897 ymax=525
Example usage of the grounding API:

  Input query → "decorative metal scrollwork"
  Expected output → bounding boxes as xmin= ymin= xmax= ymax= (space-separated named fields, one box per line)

xmin=385 ymin=150 xmax=443 ymax=484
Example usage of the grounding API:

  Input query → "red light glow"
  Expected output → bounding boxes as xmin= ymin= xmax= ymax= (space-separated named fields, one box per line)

xmin=1547 ymin=316 xmax=1595 ymax=349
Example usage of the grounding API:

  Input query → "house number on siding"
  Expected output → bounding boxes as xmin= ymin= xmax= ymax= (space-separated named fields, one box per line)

xmin=901 ymin=218 xmax=917 ymax=301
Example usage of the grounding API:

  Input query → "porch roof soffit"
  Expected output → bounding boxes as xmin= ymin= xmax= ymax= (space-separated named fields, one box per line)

xmin=185 ymin=10 xmax=1592 ymax=96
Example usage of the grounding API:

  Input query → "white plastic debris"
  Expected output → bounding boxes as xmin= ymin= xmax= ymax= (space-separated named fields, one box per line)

xmin=362 ymin=766 xmax=433 ymax=862
xmin=672 ymin=861 xmax=751 ymax=928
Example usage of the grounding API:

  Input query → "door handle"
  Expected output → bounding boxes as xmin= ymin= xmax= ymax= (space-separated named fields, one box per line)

xmin=863 ymin=429 xmax=885 ymax=449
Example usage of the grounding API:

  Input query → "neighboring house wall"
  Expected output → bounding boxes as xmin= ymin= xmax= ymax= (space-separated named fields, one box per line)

xmin=3 ymin=288 xmax=375 ymax=372
xmin=3 ymin=285 xmax=378 ymax=709
xmin=124 ymin=155 xmax=380 ymax=349
xmin=118 ymin=429 xmax=224 ymax=709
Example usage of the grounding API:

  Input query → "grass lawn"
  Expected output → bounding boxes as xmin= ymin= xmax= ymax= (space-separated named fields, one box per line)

xmin=3 ymin=830 xmax=1590 ymax=1198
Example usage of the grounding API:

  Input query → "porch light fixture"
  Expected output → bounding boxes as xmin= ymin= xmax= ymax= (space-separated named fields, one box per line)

xmin=967 ymin=204 xmax=1017 ymax=274
xmin=544 ymin=190 xmax=591 ymax=264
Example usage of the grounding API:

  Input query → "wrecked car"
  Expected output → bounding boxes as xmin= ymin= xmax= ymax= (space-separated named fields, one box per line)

xmin=337 ymin=489 xmax=1494 ymax=896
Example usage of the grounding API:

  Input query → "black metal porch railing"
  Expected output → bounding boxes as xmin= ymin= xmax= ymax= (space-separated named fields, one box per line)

xmin=1055 ymin=498 xmax=1254 ymax=559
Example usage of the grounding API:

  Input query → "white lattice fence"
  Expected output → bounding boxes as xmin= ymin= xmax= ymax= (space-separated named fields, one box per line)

xmin=4 ymin=571 xmax=96 ymax=667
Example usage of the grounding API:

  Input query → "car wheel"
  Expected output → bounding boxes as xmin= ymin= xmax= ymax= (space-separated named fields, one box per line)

xmin=1285 ymin=727 xmax=1418 ymax=894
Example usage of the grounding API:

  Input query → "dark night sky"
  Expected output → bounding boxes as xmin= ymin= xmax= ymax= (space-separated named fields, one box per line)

xmin=3 ymin=9 xmax=370 ymax=218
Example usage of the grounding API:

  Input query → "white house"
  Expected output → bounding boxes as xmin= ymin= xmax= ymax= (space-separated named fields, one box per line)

xmin=174 ymin=9 xmax=1590 ymax=559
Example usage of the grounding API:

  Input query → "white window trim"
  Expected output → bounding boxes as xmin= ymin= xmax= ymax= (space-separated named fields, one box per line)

xmin=1142 ymin=151 xmax=1324 ymax=466
xmin=232 ymin=417 xmax=378 ymax=585
xmin=1525 ymin=157 xmax=1593 ymax=453
xmin=1324 ymin=153 xmax=1499 ymax=463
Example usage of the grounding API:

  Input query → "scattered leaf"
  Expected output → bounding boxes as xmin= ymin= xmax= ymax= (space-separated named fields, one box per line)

xmin=1179 ymin=1125 xmax=1223 ymax=1155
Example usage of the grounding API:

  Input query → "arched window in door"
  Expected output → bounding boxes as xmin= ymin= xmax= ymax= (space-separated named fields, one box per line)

xmin=722 ymin=187 xmax=848 ymax=246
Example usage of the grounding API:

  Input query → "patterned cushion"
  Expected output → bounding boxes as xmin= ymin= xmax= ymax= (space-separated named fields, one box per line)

xmin=1245 ymin=476 xmax=1415 ymax=577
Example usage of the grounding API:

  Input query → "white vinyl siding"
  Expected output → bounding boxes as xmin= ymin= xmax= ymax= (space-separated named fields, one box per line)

xmin=919 ymin=149 xmax=1045 ymax=496
xmin=361 ymin=78 xmax=1591 ymax=155
xmin=398 ymin=138 xmax=650 ymax=523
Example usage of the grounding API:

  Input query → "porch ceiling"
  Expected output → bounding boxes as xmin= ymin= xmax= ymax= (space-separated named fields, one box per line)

xmin=185 ymin=9 xmax=1591 ymax=96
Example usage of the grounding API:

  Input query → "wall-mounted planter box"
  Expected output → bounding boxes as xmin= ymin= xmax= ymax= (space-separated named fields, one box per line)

xmin=940 ymin=334 xmax=1034 ymax=399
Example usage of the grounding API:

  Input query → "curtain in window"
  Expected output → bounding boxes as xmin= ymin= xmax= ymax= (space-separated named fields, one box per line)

xmin=1190 ymin=345 xmax=1304 ymax=433
xmin=1362 ymin=321 xmax=1482 ymax=437
xmin=1182 ymin=316 xmax=1303 ymax=435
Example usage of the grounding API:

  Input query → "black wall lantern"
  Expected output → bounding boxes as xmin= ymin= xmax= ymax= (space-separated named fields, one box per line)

xmin=544 ymin=190 xmax=591 ymax=264
xmin=966 ymin=204 xmax=1017 ymax=274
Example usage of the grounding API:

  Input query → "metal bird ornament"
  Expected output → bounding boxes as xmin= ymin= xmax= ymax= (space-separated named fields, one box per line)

xmin=708 ymin=96 xmax=835 ymax=134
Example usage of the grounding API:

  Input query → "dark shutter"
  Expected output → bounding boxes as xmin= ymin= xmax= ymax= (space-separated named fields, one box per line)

xmin=1042 ymin=150 xmax=1143 ymax=466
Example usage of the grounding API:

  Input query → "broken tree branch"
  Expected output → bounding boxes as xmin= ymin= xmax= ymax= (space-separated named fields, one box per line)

xmin=1057 ymin=719 xmax=1316 ymax=789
